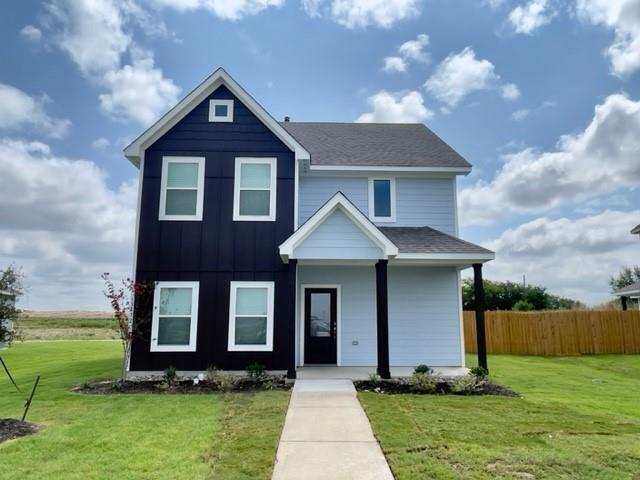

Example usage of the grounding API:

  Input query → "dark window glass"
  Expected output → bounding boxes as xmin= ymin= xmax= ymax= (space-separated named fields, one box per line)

xmin=215 ymin=104 xmax=228 ymax=117
xmin=373 ymin=180 xmax=391 ymax=217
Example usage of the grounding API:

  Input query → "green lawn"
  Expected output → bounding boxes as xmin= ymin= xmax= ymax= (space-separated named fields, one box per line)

xmin=15 ymin=316 xmax=119 ymax=340
xmin=360 ymin=355 xmax=640 ymax=479
xmin=0 ymin=342 xmax=290 ymax=480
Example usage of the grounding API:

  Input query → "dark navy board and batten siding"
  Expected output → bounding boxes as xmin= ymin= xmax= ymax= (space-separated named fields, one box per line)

xmin=131 ymin=85 xmax=295 ymax=372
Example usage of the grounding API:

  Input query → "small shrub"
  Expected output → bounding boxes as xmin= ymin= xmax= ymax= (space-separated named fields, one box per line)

xmin=414 ymin=364 xmax=432 ymax=375
xmin=368 ymin=372 xmax=381 ymax=385
xmin=450 ymin=374 xmax=484 ymax=394
xmin=470 ymin=366 xmax=488 ymax=379
xmin=163 ymin=366 xmax=177 ymax=387
xmin=246 ymin=362 xmax=266 ymax=379
xmin=409 ymin=372 xmax=438 ymax=393
xmin=206 ymin=366 xmax=237 ymax=391
xmin=512 ymin=299 xmax=534 ymax=311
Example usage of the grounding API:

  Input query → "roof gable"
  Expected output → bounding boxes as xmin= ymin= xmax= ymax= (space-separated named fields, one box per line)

xmin=124 ymin=68 xmax=310 ymax=166
xmin=279 ymin=192 xmax=398 ymax=261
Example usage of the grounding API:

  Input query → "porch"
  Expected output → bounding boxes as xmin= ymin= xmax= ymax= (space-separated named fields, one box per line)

xmin=296 ymin=365 xmax=469 ymax=380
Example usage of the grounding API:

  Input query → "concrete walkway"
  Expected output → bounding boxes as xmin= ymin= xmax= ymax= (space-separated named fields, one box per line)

xmin=272 ymin=379 xmax=394 ymax=480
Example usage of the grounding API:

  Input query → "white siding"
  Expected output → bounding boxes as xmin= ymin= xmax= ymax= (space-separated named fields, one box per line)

xmin=388 ymin=266 xmax=462 ymax=366
xmin=293 ymin=209 xmax=383 ymax=260
xmin=299 ymin=175 xmax=456 ymax=234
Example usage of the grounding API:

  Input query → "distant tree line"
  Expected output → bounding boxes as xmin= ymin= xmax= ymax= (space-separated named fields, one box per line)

xmin=462 ymin=278 xmax=585 ymax=311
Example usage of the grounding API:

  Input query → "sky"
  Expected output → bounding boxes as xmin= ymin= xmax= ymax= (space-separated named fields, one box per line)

xmin=0 ymin=0 xmax=639 ymax=310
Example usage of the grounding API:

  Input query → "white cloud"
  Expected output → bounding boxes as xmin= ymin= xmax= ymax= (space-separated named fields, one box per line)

xmin=508 ymin=0 xmax=555 ymax=34
xmin=383 ymin=33 xmax=430 ymax=73
xmin=0 ymin=138 xmax=136 ymax=310
xmin=99 ymin=48 xmax=180 ymax=125
xmin=511 ymin=108 xmax=530 ymax=120
xmin=484 ymin=0 xmax=506 ymax=8
xmin=482 ymin=210 xmax=640 ymax=304
xmin=398 ymin=33 xmax=430 ymax=62
xmin=425 ymin=47 xmax=500 ymax=107
xmin=576 ymin=0 xmax=640 ymax=77
xmin=43 ymin=0 xmax=180 ymax=126
xmin=92 ymin=137 xmax=111 ymax=150
xmin=383 ymin=56 xmax=407 ymax=73
xmin=302 ymin=0 xmax=420 ymax=28
xmin=357 ymin=90 xmax=433 ymax=123
xmin=460 ymin=93 xmax=640 ymax=224
xmin=20 ymin=25 xmax=42 ymax=42
xmin=501 ymin=83 xmax=521 ymax=100
xmin=151 ymin=0 xmax=285 ymax=20
xmin=0 ymin=83 xmax=71 ymax=138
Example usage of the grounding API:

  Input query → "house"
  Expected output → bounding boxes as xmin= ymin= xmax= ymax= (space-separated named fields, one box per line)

xmin=124 ymin=68 xmax=494 ymax=379
xmin=614 ymin=224 xmax=640 ymax=310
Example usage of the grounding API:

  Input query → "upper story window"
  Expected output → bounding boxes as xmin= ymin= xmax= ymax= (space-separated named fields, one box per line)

xmin=151 ymin=281 xmax=199 ymax=352
xmin=228 ymin=281 xmax=274 ymax=351
xmin=209 ymin=99 xmax=234 ymax=122
xmin=159 ymin=156 xmax=205 ymax=221
xmin=233 ymin=157 xmax=277 ymax=222
xmin=368 ymin=177 xmax=396 ymax=222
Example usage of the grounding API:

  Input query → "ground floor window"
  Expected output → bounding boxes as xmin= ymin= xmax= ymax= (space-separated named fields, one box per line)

xmin=150 ymin=281 xmax=199 ymax=352
xmin=228 ymin=281 xmax=274 ymax=351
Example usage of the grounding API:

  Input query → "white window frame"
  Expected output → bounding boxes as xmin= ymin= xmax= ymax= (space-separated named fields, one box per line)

xmin=150 ymin=281 xmax=199 ymax=352
xmin=208 ymin=99 xmax=234 ymax=122
xmin=159 ymin=156 xmax=205 ymax=221
xmin=228 ymin=281 xmax=274 ymax=352
xmin=368 ymin=177 xmax=396 ymax=222
xmin=233 ymin=157 xmax=277 ymax=222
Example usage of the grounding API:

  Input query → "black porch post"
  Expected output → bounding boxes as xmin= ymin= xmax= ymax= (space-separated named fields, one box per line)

xmin=621 ymin=296 xmax=628 ymax=311
xmin=473 ymin=263 xmax=488 ymax=372
xmin=375 ymin=260 xmax=391 ymax=379
xmin=286 ymin=259 xmax=298 ymax=379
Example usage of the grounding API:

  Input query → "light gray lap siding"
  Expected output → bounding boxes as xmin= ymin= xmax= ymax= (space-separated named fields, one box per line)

xmin=388 ymin=266 xmax=462 ymax=366
xmin=293 ymin=210 xmax=383 ymax=260
xmin=299 ymin=175 xmax=456 ymax=234
xmin=298 ymin=266 xmax=377 ymax=366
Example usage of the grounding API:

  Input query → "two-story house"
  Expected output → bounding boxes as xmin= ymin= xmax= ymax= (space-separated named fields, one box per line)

xmin=123 ymin=68 xmax=494 ymax=379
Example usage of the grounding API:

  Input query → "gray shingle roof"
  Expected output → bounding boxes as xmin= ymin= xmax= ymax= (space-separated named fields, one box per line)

xmin=279 ymin=122 xmax=471 ymax=169
xmin=379 ymin=226 xmax=493 ymax=255
xmin=631 ymin=224 xmax=640 ymax=234
xmin=615 ymin=281 xmax=640 ymax=295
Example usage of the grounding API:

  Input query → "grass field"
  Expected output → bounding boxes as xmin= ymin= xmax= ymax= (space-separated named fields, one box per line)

xmin=15 ymin=315 xmax=119 ymax=340
xmin=0 ymin=342 xmax=290 ymax=480
xmin=359 ymin=354 xmax=640 ymax=479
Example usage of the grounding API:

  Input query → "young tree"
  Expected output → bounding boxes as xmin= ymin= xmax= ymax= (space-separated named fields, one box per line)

xmin=0 ymin=265 xmax=24 ymax=347
xmin=102 ymin=273 xmax=153 ymax=382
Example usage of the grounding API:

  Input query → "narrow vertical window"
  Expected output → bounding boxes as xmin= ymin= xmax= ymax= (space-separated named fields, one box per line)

xmin=151 ymin=281 xmax=199 ymax=352
xmin=369 ymin=177 xmax=396 ymax=222
xmin=228 ymin=281 xmax=274 ymax=351
xmin=159 ymin=156 xmax=205 ymax=221
xmin=233 ymin=157 xmax=277 ymax=221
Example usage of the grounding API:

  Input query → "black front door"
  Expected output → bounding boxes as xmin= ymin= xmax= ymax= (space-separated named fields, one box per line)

xmin=304 ymin=288 xmax=337 ymax=364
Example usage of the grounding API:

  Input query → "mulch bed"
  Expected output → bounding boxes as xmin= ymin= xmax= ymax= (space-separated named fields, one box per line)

xmin=0 ymin=418 xmax=39 ymax=443
xmin=72 ymin=376 xmax=291 ymax=394
xmin=354 ymin=378 xmax=518 ymax=396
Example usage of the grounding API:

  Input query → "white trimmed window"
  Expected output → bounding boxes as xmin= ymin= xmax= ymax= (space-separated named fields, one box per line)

xmin=368 ymin=177 xmax=396 ymax=222
xmin=228 ymin=281 xmax=274 ymax=351
xmin=151 ymin=281 xmax=199 ymax=352
xmin=233 ymin=157 xmax=277 ymax=221
xmin=209 ymin=99 xmax=234 ymax=122
xmin=159 ymin=156 xmax=205 ymax=221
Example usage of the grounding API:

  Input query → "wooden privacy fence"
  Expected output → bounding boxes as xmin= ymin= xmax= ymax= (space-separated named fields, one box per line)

xmin=463 ymin=310 xmax=640 ymax=355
